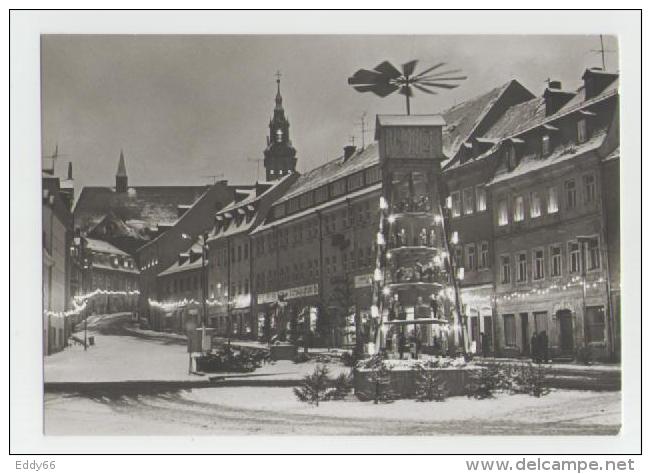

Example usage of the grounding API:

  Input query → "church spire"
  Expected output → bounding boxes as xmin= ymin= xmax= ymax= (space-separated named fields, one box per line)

xmin=275 ymin=70 xmax=283 ymax=110
xmin=116 ymin=149 xmax=128 ymax=192
xmin=263 ymin=70 xmax=297 ymax=181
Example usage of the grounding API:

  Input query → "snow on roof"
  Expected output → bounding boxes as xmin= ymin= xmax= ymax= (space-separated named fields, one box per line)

xmin=85 ymin=237 xmax=130 ymax=256
xmin=602 ymin=146 xmax=619 ymax=162
xmin=158 ymin=242 xmax=206 ymax=277
xmin=275 ymin=143 xmax=380 ymax=205
xmin=489 ymin=130 xmax=608 ymax=186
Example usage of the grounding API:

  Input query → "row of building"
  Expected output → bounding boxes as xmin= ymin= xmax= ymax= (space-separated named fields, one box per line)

xmin=50 ymin=66 xmax=620 ymax=361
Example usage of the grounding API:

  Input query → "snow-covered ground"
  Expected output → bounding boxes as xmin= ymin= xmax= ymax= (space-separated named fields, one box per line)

xmin=45 ymin=387 xmax=620 ymax=436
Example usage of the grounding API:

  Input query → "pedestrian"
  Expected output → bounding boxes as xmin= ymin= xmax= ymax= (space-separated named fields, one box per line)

xmin=539 ymin=331 xmax=549 ymax=363
xmin=398 ymin=331 xmax=406 ymax=360
xmin=531 ymin=331 xmax=539 ymax=362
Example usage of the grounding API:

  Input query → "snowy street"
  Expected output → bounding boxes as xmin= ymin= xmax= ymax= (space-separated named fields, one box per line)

xmin=43 ymin=313 xmax=621 ymax=436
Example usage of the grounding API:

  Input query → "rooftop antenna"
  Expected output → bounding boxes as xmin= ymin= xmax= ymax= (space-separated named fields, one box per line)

xmin=350 ymin=136 xmax=356 ymax=147
xmin=247 ymin=157 xmax=263 ymax=181
xmin=42 ymin=143 xmax=68 ymax=174
xmin=348 ymin=60 xmax=467 ymax=115
xmin=590 ymin=34 xmax=616 ymax=70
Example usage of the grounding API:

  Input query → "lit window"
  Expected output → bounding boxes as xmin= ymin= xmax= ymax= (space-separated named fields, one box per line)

xmin=513 ymin=196 xmax=525 ymax=222
xmin=547 ymin=186 xmax=559 ymax=214
xmin=463 ymin=188 xmax=474 ymax=215
xmin=533 ymin=249 xmax=544 ymax=280
xmin=569 ymin=242 xmax=581 ymax=274
xmin=577 ymin=119 xmax=588 ymax=143
xmin=588 ymin=238 xmax=600 ymax=270
xmin=516 ymin=253 xmax=527 ymax=282
xmin=583 ymin=174 xmax=596 ymax=204
xmin=475 ymin=186 xmax=487 ymax=212
xmin=479 ymin=242 xmax=489 ymax=269
xmin=565 ymin=179 xmax=577 ymax=209
xmin=530 ymin=191 xmax=542 ymax=218
xmin=500 ymin=255 xmax=511 ymax=284
xmin=550 ymin=245 xmax=562 ymax=277
xmin=450 ymin=191 xmax=461 ymax=217
xmin=498 ymin=199 xmax=509 ymax=226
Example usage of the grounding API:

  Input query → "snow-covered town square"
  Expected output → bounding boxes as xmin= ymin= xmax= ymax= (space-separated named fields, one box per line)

xmin=37 ymin=32 xmax=627 ymax=439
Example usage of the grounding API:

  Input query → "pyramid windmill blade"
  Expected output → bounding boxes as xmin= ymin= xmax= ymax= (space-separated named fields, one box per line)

xmin=401 ymin=60 xmax=418 ymax=77
xmin=418 ymin=82 xmax=461 ymax=89
xmin=374 ymin=60 xmax=402 ymax=79
xmin=354 ymin=83 xmax=399 ymax=97
xmin=422 ymin=68 xmax=463 ymax=78
xmin=347 ymin=68 xmax=387 ymax=85
xmin=413 ymin=84 xmax=438 ymax=95
xmin=413 ymin=62 xmax=446 ymax=78
xmin=418 ymin=75 xmax=468 ymax=82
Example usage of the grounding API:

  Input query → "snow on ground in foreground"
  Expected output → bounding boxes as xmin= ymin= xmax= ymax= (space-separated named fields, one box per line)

xmin=184 ymin=387 xmax=620 ymax=426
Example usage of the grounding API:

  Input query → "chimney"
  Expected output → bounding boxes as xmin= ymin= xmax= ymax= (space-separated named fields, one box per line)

xmin=343 ymin=145 xmax=357 ymax=161
xmin=543 ymin=82 xmax=575 ymax=116
xmin=67 ymin=162 xmax=73 ymax=180
xmin=582 ymin=68 xmax=618 ymax=100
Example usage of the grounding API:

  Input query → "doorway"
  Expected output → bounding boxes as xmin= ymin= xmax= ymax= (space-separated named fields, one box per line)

xmin=520 ymin=313 xmax=529 ymax=355
xmin=557 ymin=310 xmax=574 ymax=354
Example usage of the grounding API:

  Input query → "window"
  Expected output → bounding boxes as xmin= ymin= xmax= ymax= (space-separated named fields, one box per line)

xmin=463 ymin=188 xmax=474 ymax=215
xmin=534 ymin=311 xmax=548 ymax=334
xmin=498 ymin=199 xmax=509 ymax=226
xmin=530 ymin=191 xmax=542 ymax=218
xmin=329 ymin=179 xmax=346 ymax=197
xmin=347 ymin=172 xmax=364 ymax=191
xmin=583 ymin=174 xmax=596 ymax=204
xmin=585 ymin=306 xmax=605 ymax=343
xmin=315 ymin=186 xmax=328 ymax=204
xmin=569 ymin=241 xmax=581 ymax=274
xmin=465 ymin=244 xmax=476 ymax=271
xmin=479 ymin=242 xmax=489 ymax=269
xmin=365 ymin=165 xmax=382 ymax=184
xmin=475 ymin=186 xmax=487 ymax=212
xmin=533 ymin=249 xmax=544 ymax=280
xmin=541 ymin=135 xmax=551 ymax=156
xmin=513 ymin=196 xmax=525 ymax=222
xmin=587 ymin=238 xmax=600 ymax=270
xmin=577 ymin=119 xmax=588 ymax=143
xmin=500 ymin=255 xmax=511 ymax=284
xmin=547 ymin=186 xmax=559 ymax=214
xmin=550 ymin=245 xmax=562 ymax=277
xmin=565 ymin=179 xmax=576 ymax=209
xmin=516 ymin=252 xmax=527 ymax=282
xmin=503 ymin=314 xmax=516 ymax=347
xmin=450 ymin=191 xmax=461 ymax=217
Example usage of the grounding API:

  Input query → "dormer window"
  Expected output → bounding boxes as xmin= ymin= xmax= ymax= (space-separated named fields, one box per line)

xmin=577 ymin=119 xmax=588 ymax=144
xmin=541 ymin=135 xmax=551 ymax=156
xmin=505 ymin=144 xmax=517 ymax=171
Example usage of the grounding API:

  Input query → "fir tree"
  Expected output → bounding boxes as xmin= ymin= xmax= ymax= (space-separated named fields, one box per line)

xmin=414 ymin=362 xmax=448 ymax=402
xmin=293 ymin=364 xmax=331 ymax=406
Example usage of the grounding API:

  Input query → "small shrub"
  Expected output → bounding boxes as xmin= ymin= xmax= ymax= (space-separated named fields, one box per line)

xmin=365 ymin=354 xmax=394 ymax=404
xmin=326 ymin=372 xmax=354 ymax=400
xmin=293 ymin=364 xmax=331 ymax=406
xmin=414 ymin=362 xmax=448 ymax=402
xmin=293 ymin=352 xmax=310 ymax=364
xmin=504 ymin=362 xmax=551 ymax=398
xmin=465 ymin=362 xmax=511 ymax=399
xmin=575 ymin=345 xmax=593 ymax=365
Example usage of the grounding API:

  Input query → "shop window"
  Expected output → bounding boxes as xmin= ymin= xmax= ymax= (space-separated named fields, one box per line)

xmin=585 ymin=306 xmax=605 ymax=343
xmin=503 ymin=314 xmax=516 ymax=347
xmin=534 ymin=311 xmax=548 ymax=334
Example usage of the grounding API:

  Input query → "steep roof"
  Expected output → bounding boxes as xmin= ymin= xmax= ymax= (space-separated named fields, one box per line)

xmin=116 ymin=150 xmax=127 ymax=177
xmin=483 ymin=97 xmax=547 ymax=140
xmin=158 ymin=242 xmax=206 ymax=277
xmin=85 ymin=237 xmax=131 ymax=256
xmin=74 ymin=185 xmax=209 ymax=234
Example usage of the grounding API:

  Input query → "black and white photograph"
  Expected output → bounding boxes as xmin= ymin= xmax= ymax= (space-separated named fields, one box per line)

xmin=9 ymin=8 xmax=643 ymax=461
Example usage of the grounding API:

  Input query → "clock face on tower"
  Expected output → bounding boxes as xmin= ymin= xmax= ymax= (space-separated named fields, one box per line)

xmin=276 ymin=129 xmax=283 ymax=142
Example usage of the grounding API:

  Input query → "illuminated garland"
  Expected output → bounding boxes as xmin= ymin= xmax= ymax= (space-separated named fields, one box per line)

xmin=45 ymin=289 xmax=140 ymax=319
xmin=491 ymin=276 xmax=606 ymax=303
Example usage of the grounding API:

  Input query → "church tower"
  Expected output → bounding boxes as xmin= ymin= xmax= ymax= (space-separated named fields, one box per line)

xmin=263 ymin=72 xmax=297 ymax=181
xmin=116 ymin=149 xmax=128 ymax=193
